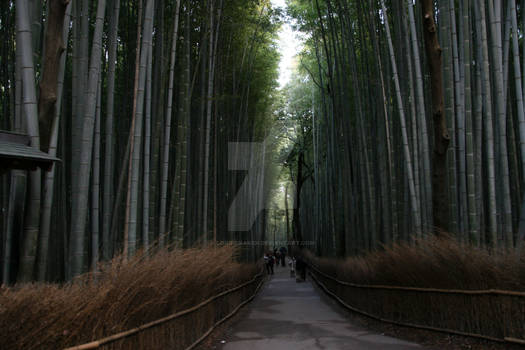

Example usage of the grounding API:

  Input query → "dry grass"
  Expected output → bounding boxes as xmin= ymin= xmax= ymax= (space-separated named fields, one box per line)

xmin=0 ymin=246 xmax=259 ymax=350
xmin=306 ymin=236 xmax=525 ymax=341
xmin=308 ymin=235 xmax=525 ymax=291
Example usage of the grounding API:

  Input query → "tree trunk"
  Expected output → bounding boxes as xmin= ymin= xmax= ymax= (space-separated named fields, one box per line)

xmin=421 ymin=0 xmax=450 ymax=234
xmin=488 ymin=0 xmax=513 ymax=248
xmin=381 ymin=0 xmax=421 ymax=234
xmin=127 ymin=0 xmax=155 ymax=258
xmin=69 ymin=0 xmax=107 ymax=279
xmin=407 ymin=0 xmax=431 ymax=231
xmin=38 ymin=0 xmax=69 ymax=153
xmin=477 ymin=0 xmax=498 ymax=247
xmin=102 ymin=0 xmax=120 ymax=261
xmin=171 ymin=5 xmax=191 ymax=246
xmin=158 ymin=0 xmax=181 ymax=245
xmin=143 ymin=36 xmax=153 ymax=252
xmin=203 ymin=0 xmax=222 ymax=243
xmin=463 ymin=0 xmax=478 ymax=245
xmin=38 ymin=2 xmax=71 ymax=281
xmin=123 ymin=0 xmax=144 ymax=258
xmin=91 ymin=76 xmax=102 ymax=270
xmin=16 ymin=0 xmax=41 ymax=283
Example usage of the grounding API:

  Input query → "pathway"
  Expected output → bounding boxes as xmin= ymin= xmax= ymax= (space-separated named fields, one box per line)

xmin=216 ymin=261 xmax=422 ymax=350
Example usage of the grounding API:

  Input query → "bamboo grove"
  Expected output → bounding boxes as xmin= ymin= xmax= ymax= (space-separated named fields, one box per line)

xmin=285 ymin=0 xmax=525 ymax=257
xmin=0 ymin=0 xmax=280 ymax=283
xmin=4 ymin=0 xmax=525 ymax=283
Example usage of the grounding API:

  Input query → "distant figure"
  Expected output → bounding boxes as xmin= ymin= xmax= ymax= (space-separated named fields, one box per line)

xmin=264 ymin=253 xmax=271 ymax=275
xmin=279 ymin=246 xmax=287 ymax=266
xmin=264 ymin=251 xmax=274 ymax=275
xmin=275 ymin=251 xmax=281 ymax=267
xmin=289 ymin=256 xmax=296 ymax=278
xmin=295 ymin=255 xmax=306 ymax=282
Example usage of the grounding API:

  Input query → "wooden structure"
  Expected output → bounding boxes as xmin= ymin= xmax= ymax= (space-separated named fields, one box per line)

xmin=0 ymin=130 xmax=59 ymax=173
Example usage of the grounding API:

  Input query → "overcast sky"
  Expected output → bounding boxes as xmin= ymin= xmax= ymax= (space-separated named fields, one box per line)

xmin=270 ymin=0 xmax=302 ymax=88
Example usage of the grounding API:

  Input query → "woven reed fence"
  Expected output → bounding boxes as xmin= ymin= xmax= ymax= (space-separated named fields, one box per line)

xmin=308 ymin=263 xmax=525 ymax=345
xmin=65 ymin=270 xmax=264 ymax=350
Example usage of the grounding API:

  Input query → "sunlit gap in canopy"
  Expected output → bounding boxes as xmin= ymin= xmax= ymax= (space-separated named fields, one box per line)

xmin=270 ymin=0 xmax=304 ymax=89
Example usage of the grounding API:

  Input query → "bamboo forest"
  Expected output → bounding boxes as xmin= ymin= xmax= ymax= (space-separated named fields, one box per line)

xmin=2 ymin=0 xmax=525 ymax=349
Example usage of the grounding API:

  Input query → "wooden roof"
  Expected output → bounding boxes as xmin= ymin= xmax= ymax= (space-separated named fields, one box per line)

xmin=0 ymin=130 xmax=60 ymax=172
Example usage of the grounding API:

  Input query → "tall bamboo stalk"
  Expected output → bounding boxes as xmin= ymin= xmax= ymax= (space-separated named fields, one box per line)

xmin=16 ymin=0 xmax=41 ymax=283
xmin=159 ymin=0 xmax=181 ymax=244
xmin=102 ymin=0 xmax=121 ymax=261
xmin=381 ymin=0 xmax=421 ymax=234
xmin=69 ymin=0 xmax=107 ymax=278
xmin=127 ymin=0 xmax=155 ymax=258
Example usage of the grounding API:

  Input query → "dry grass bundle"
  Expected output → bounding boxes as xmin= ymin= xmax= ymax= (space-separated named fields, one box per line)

xmin=309 ymin=235 xmax=525 ymax=291
xmin=0 ymin=246 xmax=258 ymax=350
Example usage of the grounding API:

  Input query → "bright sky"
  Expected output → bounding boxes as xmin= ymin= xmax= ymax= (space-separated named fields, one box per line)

xmin=271 ymin=0 xmax=303 ymax=88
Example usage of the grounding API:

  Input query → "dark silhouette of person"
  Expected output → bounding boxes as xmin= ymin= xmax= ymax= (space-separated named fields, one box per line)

xmin=265 ymin=252 xmax=274 ymax=275
xmin=264 ymin=253 xmax=271 ymax=275
xmin=295 ymin=255 xmax=306 ymax=281
xmin=279 ymin=246 xmax=287 ymax=266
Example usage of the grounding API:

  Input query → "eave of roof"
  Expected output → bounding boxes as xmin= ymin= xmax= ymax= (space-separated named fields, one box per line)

xmin=0 ymin=141 xmax=60 ymax=172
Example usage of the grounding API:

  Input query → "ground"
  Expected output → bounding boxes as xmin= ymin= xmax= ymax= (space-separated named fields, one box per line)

xmin=197 ymin=261 xmax=523 ymax=350
xmin=199 ymin=262 xmax=420 ymax=349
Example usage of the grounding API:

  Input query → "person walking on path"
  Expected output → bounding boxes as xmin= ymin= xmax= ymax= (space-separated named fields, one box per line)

xmin=279 ymin=246 xmax=287 ymax=266
xmin=295 ymin=255 xmax=306 ymax=281
xmin=264 ymin=252 xmax=274 ymax=275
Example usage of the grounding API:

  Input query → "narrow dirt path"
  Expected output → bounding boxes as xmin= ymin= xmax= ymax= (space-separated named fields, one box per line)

xmin=215 ymin=261 xmax=422 ymax=350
